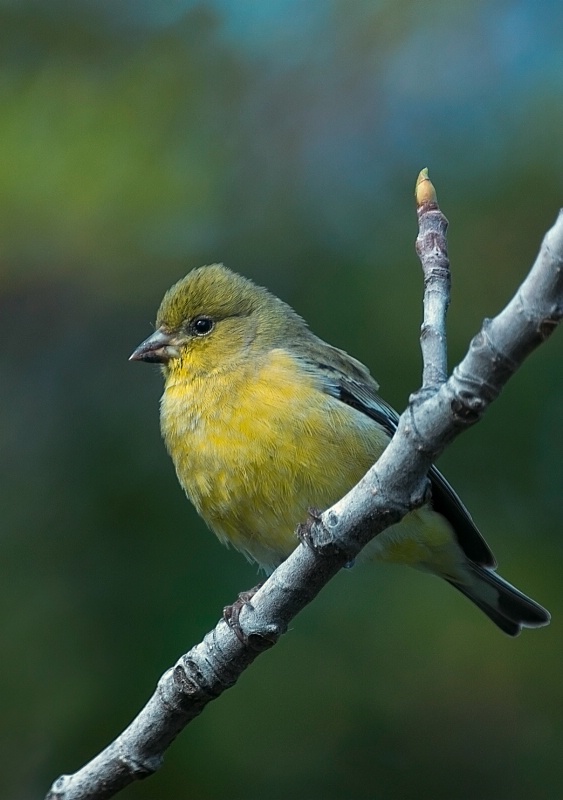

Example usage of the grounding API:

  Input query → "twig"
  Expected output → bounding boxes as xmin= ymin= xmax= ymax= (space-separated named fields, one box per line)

xmin=415 ymin=168 xmax=450 ymax=390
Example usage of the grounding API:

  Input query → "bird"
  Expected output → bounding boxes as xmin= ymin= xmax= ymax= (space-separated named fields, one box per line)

xmin=130 ymin=263 xmax=550 ymax=636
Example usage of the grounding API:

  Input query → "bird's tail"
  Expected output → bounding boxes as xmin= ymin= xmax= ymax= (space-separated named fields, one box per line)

xmin=447 ymin=563 xmax=550 ymax=636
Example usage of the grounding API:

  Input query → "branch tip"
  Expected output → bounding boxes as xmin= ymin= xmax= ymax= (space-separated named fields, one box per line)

xmin=415 ymin=168 xmax=437 ymax=207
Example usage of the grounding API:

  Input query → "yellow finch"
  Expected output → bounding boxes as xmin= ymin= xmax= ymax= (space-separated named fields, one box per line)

xmin=130 ymin=264 xmax=549 ymax=636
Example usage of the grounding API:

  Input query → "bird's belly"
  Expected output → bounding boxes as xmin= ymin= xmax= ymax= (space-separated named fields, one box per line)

xmin=160 ymin=371 xmax=387 ymax=572
xmin=159 ymin=355 xmax=461 ymax=579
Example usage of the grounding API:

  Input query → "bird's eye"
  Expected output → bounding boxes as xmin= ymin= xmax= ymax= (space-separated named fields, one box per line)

xmin=191 ymin=316 xmax=215 ymax=336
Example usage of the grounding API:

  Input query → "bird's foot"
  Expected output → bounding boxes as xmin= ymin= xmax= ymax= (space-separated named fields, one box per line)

xmin=223 ymin=582 xmax=265 ymax=645
xmin=296 ymin=507 xmax=324 ymax=551
xmin=298 ymin=507 xmax=352 ymax=563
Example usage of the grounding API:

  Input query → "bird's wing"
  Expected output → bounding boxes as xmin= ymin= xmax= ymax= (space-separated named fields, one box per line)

xmin=299 ymin=340 xmax=496 ymax=568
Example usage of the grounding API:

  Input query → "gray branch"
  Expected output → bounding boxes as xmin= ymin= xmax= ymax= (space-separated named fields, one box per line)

xmin=46 ymin=176 xmax=563 ymax=800
xmin=416 ymin=168 xmax=451 ymax=389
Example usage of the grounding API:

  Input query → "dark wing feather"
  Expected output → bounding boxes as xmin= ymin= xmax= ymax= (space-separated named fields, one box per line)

xmin=426 ymin=467 xmax=496 ymax=567
xmin=299 ymin=341 xmax=495 ymax=568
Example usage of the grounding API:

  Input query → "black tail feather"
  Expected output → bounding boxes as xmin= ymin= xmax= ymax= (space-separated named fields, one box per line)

xmin=447 ymin=563 xmax=550 ymax=637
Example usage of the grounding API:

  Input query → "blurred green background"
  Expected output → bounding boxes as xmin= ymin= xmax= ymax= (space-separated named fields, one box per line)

xmin=2 ymin=2 xmax=563 ymax=798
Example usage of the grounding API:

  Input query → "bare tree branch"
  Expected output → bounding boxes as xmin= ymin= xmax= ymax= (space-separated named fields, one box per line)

xmin=415 ymin=168 xmax=451 ymax=390
xmin=46 ymin=174 xmax=563 ymax=800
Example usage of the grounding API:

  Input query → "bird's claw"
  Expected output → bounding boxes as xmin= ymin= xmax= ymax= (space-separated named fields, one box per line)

xmin=296 ymin=507 xmax=324 ymax=551
xmin=223 ymin=583 xmax=264 ymax=645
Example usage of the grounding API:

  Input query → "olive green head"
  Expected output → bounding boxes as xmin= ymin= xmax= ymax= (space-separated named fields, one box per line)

xmin=130 ymin=264 xmax=306 ymax=374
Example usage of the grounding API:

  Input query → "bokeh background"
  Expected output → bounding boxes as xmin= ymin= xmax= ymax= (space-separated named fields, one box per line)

xmin=2 ymin=2 xmax=563 ymax=798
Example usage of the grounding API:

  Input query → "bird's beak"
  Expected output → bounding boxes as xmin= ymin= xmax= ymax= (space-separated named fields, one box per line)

xmin=129 ymin=328 xmax=181 ymax=364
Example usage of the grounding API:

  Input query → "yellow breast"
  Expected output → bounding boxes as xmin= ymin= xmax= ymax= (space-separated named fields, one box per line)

xmin=160 ymin=348 xmax=388 ymax=571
